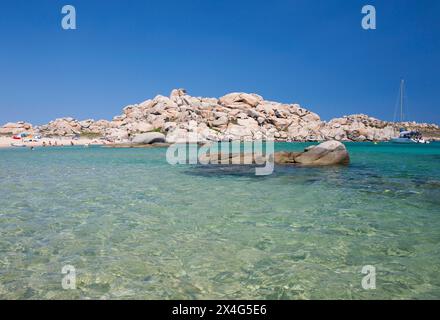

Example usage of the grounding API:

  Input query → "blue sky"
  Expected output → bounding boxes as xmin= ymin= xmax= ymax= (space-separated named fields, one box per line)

xmin=0 ymin=0 xmax=439 ymax=125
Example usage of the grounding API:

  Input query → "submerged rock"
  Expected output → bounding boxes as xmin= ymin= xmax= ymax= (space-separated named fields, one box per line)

xmin=199 ymin=141 xmax=350 ymax=167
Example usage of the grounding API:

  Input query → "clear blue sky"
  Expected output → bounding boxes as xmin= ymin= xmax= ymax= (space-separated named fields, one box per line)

xmin=0 ymin=0 xmax=439 ymax=125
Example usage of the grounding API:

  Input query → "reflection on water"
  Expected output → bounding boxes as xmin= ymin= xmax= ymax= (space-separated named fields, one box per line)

xmin=0 ymin=142 xmax=439 ymax=299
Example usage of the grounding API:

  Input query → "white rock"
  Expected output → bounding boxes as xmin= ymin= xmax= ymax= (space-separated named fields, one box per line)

xmin=219 ymin=93 xmax=263 ymax=107
xmin=131 ymin=132 xmax=166 ymax=144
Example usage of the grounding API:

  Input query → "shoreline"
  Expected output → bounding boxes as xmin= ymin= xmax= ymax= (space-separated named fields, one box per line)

xmin=0 ymin=136 xmax=104 ymax=149
xmin=1 ymin=136 xmax=439 ymax=149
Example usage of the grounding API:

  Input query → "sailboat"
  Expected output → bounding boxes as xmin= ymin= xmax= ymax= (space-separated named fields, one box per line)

xmin=391 ymin=80 xmax=429 ymax=144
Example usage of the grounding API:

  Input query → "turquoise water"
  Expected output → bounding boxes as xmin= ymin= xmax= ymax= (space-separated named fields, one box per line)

xmin=0 ymin=142 xmax=439 ymax=299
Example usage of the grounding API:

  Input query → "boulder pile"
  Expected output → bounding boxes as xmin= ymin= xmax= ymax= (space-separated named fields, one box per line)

xmin=1 ymin=89 xmax=438 ymax=142
xmin=0 ymin=122 xmax=33 ymax=135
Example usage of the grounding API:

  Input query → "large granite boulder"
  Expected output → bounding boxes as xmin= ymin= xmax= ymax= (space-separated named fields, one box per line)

xmin=170 ymin=88 xmax=187 ymax=99
xmin=276 ymin=141 xmax=350 ymax=166
xmin=219 ymin=93 xmax=263 ymax=108
xmin=131 ymin=132 xmax=166 ymax=144
xmin=105 ymin=128 xmax=129 ymax=141
xmin=130 ymin=122 xmax=154 ymax=133
xmin=166 ymin=128 xmax=192 ymax=143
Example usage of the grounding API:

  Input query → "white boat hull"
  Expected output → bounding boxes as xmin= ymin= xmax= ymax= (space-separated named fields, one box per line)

xmin=391 ymin=138 xmax=428 ymax=144
xmin=10 ymin=143 xmax=27 ymax=147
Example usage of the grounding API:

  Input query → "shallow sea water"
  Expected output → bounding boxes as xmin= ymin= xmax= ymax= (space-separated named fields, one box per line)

xmin=0 ymin=142 xmax=439 ymax=299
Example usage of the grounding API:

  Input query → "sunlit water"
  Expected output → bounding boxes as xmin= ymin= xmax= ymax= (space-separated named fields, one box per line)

xmin=0 ymin=142 xmax=439 ymax=299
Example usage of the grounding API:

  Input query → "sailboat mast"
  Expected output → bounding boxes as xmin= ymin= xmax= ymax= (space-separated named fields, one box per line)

xmin=400 ymin=79 xmax=404 ymax=122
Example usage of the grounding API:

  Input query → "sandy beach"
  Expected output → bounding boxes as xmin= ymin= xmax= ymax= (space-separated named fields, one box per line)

xmin=0 ymin=136 xmax=104 ymax=149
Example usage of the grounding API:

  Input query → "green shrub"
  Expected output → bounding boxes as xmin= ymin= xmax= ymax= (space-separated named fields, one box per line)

xmin=80 ymin=132 xmax=103 ymax=139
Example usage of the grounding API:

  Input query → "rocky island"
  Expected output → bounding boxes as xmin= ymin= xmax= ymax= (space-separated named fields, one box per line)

xmin=1 ymin=89 xmax=439 ymax=145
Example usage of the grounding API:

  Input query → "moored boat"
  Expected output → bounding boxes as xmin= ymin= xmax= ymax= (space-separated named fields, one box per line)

xmin=10 ymin=143 xmax=27 ymax=147
xmin=391 ymin=129 xmax=429 ymax=144
xmin=391 ymin=80 xmax=430 ymax=144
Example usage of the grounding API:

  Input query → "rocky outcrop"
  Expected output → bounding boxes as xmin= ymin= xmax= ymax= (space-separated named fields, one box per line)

xmin=36 ymin=118 xmax=111 ymax=137
xmin=199 ymin=141 xmax=350 ymax=166
xmin=0 ymin=122 xmax=33 ymax=135
xmin=321 ymin=114 xmax=397 ymax=142
xmin=2 ymin=89 xmax=439 ymax=142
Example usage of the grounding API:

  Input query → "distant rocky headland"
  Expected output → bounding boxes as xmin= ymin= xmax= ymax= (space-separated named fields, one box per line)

xmin=1 ymin=89 xmax=439 ymax=142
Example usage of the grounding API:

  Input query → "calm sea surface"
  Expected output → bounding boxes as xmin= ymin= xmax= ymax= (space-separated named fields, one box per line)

xmin=0 ymin=142 xmax=439 ymax=299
